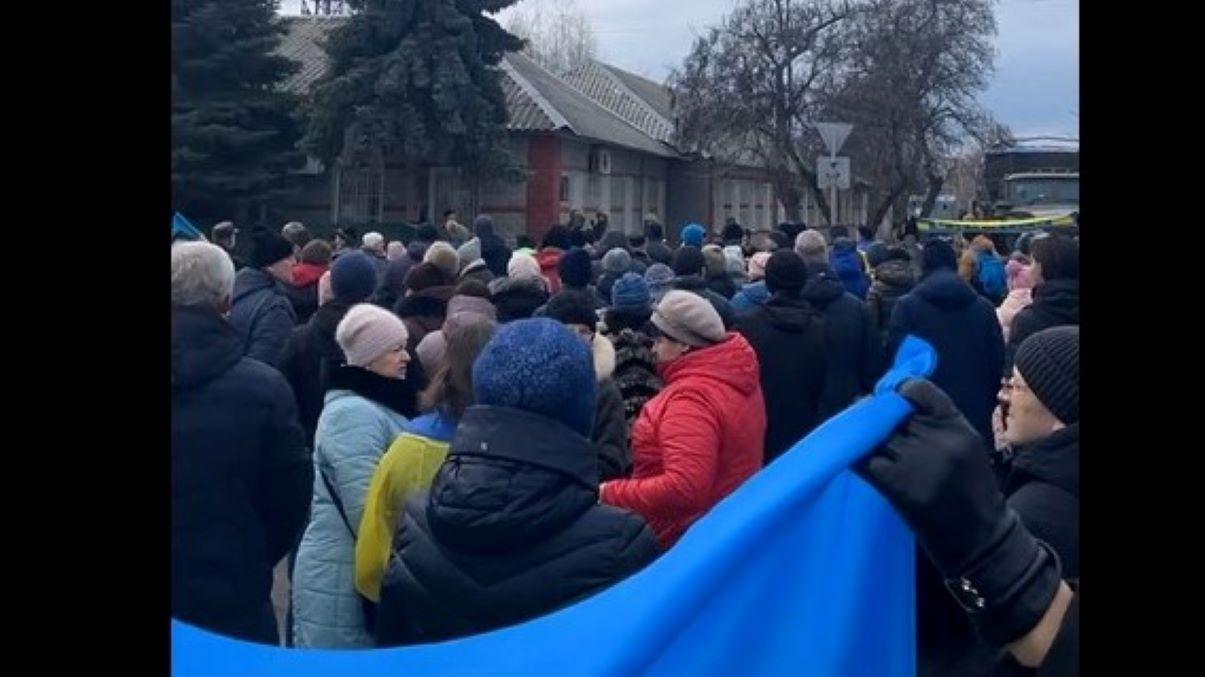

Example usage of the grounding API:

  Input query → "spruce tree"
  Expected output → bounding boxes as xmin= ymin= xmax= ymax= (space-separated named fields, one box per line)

xmin=172 ymin=0 xmax=304 ymax=222
xmin=303 ymin=0 xmax=524 ymax=177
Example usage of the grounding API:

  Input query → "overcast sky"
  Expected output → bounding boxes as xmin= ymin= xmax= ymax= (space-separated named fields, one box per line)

xmin=279 ymin=0 xmax=1078 ymax=140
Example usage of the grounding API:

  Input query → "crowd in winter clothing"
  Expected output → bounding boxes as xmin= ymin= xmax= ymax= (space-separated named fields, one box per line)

xmin=173 ymin=215 xmax=1079 ymax=674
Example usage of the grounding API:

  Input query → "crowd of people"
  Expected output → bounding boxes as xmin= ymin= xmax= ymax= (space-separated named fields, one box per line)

xmin=173 ymin=213 xmax=1080 ymax=674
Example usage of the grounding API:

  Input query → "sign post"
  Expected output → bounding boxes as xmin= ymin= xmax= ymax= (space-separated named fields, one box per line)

xmin=816 ymin=122 xmax=853 ymax=226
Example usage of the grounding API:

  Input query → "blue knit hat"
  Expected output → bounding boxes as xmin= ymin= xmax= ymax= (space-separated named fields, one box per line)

xmin=558 ymin=247 xmax=593 ymax=289
xmin=680 ymin=223 xmax=706 ymax=247
xmin=330 ymin=251 xmax=378 ymax=303
xmin=472 ymin=318 xmax=597 ymax=436
xmin=611 ymin=272 xmax=651 ymax=313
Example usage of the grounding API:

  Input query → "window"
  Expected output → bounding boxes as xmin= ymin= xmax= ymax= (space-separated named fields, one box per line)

xmin=560 ymin=175 xmax=570 ymax=203
xmin=337 ymin=165 xmax=383 ymax=226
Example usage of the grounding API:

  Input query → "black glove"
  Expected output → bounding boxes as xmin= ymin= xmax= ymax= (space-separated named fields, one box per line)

xmin=857 ymin=379 xmax=1062 ymax=645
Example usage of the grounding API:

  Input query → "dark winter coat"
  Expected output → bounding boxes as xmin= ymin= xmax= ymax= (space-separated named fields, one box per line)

xmin=673 ymin=274 xmax=737 ymax=329
xmin=375 ymin=405 xmax=660 ymax=647
xmin=287 ymin=262 xmax=327 ymax=325
xmin=1005 ymin=279 xmax=1079 ymax=374
xmin=278 ymin=299 xmax=354 ymax=446
xmin=1003 ymin=424 xmax=1079 ymax=579
xmin=830 ymin=239 xmax=871 ymax=300
xmin=171 ymin=305 xmax=312 ymax=644
xmin=737 ymin=294 xmax=829 ymax=464
xmin=589 ymin=335 xmax=630 ymax=481
xmin=864 ymin=259 xmax=917 ymax=350
xmin=366 ymin=250 xmax=389 ymax=285
xmin=802 ymin=265 xmax=883 ymax=421
xmin=603 ymin=324 xmax=663 ymax=429
xmin=475 ymin=220 xmax=513 ymax=278
xmin=489 ymin=275 xmax=551 ymax=323
xmin=646 ymin=240 xmax=674 ymax=265
xmin=229 ymin=267 xmax=297 ymax=367
xmin=706 ymin=271 xmax=738 ymax=300
xmin=886 ymin=269 xmax=1005 ymax=445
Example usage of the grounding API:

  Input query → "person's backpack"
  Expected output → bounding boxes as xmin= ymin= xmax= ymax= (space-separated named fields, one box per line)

xmin=977 ymin=252 xmax=1007 ymax=299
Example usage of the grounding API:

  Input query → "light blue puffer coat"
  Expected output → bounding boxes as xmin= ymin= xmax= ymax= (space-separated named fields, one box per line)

xmin=291 ymin=389 xmax=408 ymax=648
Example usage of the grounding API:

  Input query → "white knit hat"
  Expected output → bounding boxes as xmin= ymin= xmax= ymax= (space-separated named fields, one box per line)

xmin=336 ymin=303 xmax=409 ymax=367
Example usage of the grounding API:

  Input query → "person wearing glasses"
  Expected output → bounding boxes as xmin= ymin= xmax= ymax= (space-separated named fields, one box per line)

xmin=995 ymin=325 xmax=1079 ymax=581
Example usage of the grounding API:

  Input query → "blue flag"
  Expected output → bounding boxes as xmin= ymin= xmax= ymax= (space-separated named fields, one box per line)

xmin=172 ymin=212 xmax=205 ymax=241
xmin=172 ymin=337 xmax=938 ymax=676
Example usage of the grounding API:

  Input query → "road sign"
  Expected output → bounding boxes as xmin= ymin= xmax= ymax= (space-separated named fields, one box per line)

xmin=817 ymin=156 xmax=851 ymax=190
xmin=815 ymin=122 xmax=853 ymax=155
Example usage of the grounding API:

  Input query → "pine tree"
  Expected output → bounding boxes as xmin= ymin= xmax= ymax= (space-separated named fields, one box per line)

xmin=172 ymin=0 xmax=304 ymax=223
xmin=303 ymin=0 xmax=524 ymax=178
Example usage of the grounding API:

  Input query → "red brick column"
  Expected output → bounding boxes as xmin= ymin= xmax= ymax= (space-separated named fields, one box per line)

xmin=526 ymin=134 xmax=562 ymax=245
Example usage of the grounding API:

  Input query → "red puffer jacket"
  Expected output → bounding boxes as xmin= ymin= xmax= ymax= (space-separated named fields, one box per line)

xmin=600 ymin=332 xmax=766 ymax=547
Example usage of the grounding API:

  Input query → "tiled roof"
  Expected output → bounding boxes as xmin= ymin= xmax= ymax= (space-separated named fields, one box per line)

xmin=561 ymin=61 xmax=675 ymax=144
xmin=502 ymin=52 xmax=677 ymax=157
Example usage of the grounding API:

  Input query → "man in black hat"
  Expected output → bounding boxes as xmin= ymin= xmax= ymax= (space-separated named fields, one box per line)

xmin=229 ymin=227 xmax=298 ymax=366
xmin=736 ymin=251 xmax=828 ymax=464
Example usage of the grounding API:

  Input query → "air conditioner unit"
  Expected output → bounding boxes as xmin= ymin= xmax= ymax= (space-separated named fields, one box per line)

xmin=590 ymin=148 xmax=612 ymax=175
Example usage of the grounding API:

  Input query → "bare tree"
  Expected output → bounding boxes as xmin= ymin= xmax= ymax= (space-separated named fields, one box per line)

xmin=820 ymin=0 xmax=998 ymax=224
xmin=504 ymin=0 xmax=599 ymax=76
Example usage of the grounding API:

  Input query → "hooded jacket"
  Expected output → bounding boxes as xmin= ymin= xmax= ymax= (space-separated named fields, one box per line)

xmin=731 ymin=280 xmax=771 ymax=317
xmin=172 ymin=305 xmax=311 ymax=645
xmin=737 ymin=295 xmax=829 ymax=464
xmin=229 ymin=267 xmax=297 ymax=367
xmin=829 ymin=239 xmax=871 ymax=300
xmin=376 ymin=405 xmax=660 ymax=646
xmin=886 ymin=269 xmax=1005 ymax=445
xmin=600 ymin=333 xmax=766 ymax=547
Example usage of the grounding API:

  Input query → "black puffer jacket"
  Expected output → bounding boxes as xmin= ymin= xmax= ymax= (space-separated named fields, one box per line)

xmin=376 ymin=405 xmax=660 ymax=646
xmin=1003 ymin=424 xmax=1079 ymax=580
xmin=1005 ymin=279 xmax=1079 ymax=373
xmin=172 ymin=305 xmax=312 ymax=644
xmin=802 ymin=264 xmax=883 ymax=421
xmin=489 ymin=276 xmax=551 ymax=323
xmin=737 ymin=294 xmax=829 ymax=464
xmin=864 ymin=259 xmax=916 ymax=350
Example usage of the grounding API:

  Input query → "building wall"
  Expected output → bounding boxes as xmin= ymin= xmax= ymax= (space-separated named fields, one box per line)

xmin=558 ymin=139 xmax=667 ymax=236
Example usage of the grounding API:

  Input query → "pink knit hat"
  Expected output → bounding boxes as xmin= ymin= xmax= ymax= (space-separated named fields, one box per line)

xmin=318 ymin=270 xmax=334 ymax=306
xmin=335 ymin=304 xmax=409 ymax=367
xmin=748 ymin=252 xmax=772 ymax=281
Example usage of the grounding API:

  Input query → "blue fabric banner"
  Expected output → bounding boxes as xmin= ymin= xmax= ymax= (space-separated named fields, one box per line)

xmin=172 ymin=336 xmax=938 ymax=676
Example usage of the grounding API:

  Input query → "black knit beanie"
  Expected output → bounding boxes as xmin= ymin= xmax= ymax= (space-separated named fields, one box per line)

xmin=1015 ymin=325 xmax=1079 ymax=425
